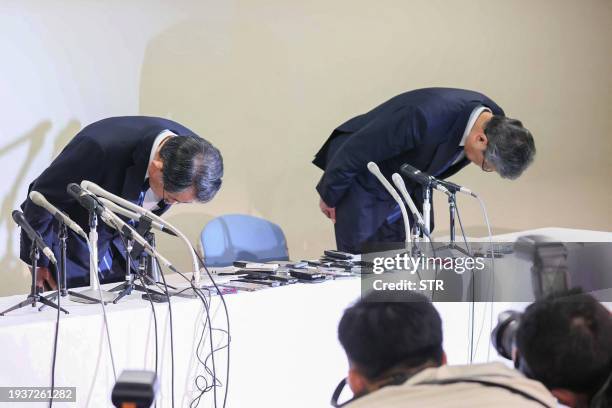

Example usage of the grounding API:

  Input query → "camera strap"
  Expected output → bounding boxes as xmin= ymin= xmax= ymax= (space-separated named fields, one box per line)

xmin=332 ymin=374 xmax=553 ymax=407
xmin=415 ymin=377 xmax=553 ymax=407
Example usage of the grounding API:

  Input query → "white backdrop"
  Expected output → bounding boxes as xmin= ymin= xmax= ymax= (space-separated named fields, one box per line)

xmin=2 ymin=0 xmax=611 ymax=297
xmin=0 ymin=1 xmax=216 ymax=296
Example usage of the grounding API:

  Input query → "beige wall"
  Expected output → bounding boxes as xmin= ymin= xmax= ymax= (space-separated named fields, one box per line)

xmin=1 ymin=0 xmax=611 ymax=296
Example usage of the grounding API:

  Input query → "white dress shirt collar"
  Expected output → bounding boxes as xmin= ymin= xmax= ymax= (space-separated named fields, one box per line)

xmin=142 ymin=129 xmax=176 ymax=210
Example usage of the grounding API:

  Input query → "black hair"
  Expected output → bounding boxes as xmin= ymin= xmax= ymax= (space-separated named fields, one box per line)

xmin=158 ymin=135 xmax=223 ymax=203
xmin=338 ymin=290 xmax=444 ymax=381
xmin=516 ymin=288 xmax=612 ymax=396
xmin=484 ymin=115 xmax=536 ymax=179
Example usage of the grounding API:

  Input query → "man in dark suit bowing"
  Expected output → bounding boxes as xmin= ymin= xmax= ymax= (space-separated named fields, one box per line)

xmin=20 ymin=116 xmax=223 ymax=290
xmin=313 ymin=88 xmax=535 ymax=253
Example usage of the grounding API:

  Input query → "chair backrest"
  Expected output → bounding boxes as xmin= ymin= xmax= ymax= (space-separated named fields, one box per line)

xmin=201 ymin=214 xmax=289 ymax=267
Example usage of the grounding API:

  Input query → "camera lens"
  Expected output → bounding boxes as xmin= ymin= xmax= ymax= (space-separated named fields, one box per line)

xmin=491 ymin=310 xmax=522 ymax=360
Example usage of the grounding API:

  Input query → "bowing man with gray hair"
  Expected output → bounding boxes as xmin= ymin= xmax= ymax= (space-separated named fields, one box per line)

xmin=313 ymin=87 xmax=535 ymax=253
xmin=20 ymin=116 xmax=223 ymax=290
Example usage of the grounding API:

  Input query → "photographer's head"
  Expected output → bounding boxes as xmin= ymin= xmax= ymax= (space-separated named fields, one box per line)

xmin=337 ymin=290 xmax=446 ymax=399
xmin=516 ymin=289 xmax=612 ymax=408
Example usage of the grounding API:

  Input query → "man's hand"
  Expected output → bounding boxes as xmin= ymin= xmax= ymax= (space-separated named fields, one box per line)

xmin=319 ymin=198 xmax=336 ymax=224
xmin=36 ymin=266 xmax=57 ymax=292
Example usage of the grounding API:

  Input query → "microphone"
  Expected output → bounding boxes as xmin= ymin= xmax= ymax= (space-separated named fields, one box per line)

xmin=99 ymin=211 xmax=151 ymax=254
xmin=99 ymin=210 xmax=173 ymax=268
xmin=80 ymin=180 xmax=201 ymax=284
xmin=367 ymin=162 xmax=411 ymax=244
xmin=97 ymin=197 xmax=176 ymax=236
xmin=67 ymin=183 xmax=104 ymax=216
xmin=29 ymin=191 xmax=87 ymax=239
xmin=81 ymin=181 xmax=152 ymax=218
xmin=399 ymin=163 xmax=450 ymax=195
xmin=70 ymin=185 xmax=167 ymax=265
xmin=391 ymin=174 xmax=426 ymax=229
xmin=400 ymin=163 xmax=477 ymax=197
xmin=12 ymin=210 xmax=57 ymax=264
xmin=437 ymin=179 xmax=477 ymax=197
xmin=69 ymin=183 xmax=151 ymax=251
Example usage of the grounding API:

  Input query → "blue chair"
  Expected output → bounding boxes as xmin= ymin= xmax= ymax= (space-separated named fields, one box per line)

xmin=201 ymin=214 xmax=289 ymax=267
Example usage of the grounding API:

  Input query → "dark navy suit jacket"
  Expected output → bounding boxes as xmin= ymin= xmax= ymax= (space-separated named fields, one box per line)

xmin=313 ymin=88 xmax=504 ymax=252
xmin=20 ymin=116 xmax=197 ymax=287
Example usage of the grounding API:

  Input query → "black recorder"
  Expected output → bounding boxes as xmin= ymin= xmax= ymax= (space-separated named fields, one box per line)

xmin=233 ymin=278 xmax=281 ymax=287
xmin=245 ymin=271 xmax=298 ymax=284
xmin=323 ymin=250 xmax=356 ymax=260
xmin=265 ymin=274 xmax=298 ymax=284
xmin=289 ymin=269 xmax=326 ymax=281
xmin=305 ymin=260 xmax=333 ymax=268
xmin=244 ymin=271 xmax=273 ymax=279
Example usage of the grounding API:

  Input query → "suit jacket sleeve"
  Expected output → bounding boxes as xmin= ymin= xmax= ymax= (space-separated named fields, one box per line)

xmin=316 ymin=106 xmax=426 ymax=207
xmin=20 ymin=137 xmax=107 ymax=267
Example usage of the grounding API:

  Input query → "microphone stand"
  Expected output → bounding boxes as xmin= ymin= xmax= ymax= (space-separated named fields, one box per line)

xmin=39 ymin=221 xmax=69 ymax=310
xmin=139 ymin=231 xmax=176 ymax=288
xmin=437 ymin=192 xmax=471 ymax=257
xmin=141 ymin=231 xmax=190 ymax=298
xmin=144 ymin=232 xmax=162 ymax=284
xmin=110 ymin=239 xmax=166 ymax=303
xmin=1 ymin=242 xmax=68 ymax=316
xmin=422 ymin=183 xmax=432 ymax=235
xmin=68 ymin=208 xmax=116 ymax=304
xmin=410 ymin=224 xmax=423 ymax=257
xmin=109 ymin=239 xmax=136 ymax=303
xmin=449 ymin=192 xmax=458 ymax=244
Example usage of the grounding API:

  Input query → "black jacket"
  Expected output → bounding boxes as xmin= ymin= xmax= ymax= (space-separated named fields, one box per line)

xmin=313 ymin=88 xmax=504 ymax=208
xmin=20 ymin=116 xmax=197 ymax=268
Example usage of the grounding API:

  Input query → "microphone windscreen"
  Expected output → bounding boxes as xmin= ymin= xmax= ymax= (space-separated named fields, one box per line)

xmin=67 ymin=183 xmax=81 ymax=195
xmin=11 ymin=209 xmax=23 ymax=224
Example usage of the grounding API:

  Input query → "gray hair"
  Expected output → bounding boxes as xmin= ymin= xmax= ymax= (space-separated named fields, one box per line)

xmin=484 ymin=116 xmax=536 ymax=179
xmin=159 ymin=135 xmax=223 ymax=202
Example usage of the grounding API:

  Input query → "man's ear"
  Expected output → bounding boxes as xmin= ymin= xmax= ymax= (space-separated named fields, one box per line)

xmin=152 ymin=158 xmax=164 ymax=171
xmin=477 ymin=132 xmax=488 ymax=147
xmin=347 ymin=367 xmax=369 ymax=397
xmin=441 ymin=351 xmax=448 ymax=366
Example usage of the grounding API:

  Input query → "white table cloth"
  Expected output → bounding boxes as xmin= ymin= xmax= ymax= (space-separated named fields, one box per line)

xmin=0 ymin=228 xmax=609 ymax=407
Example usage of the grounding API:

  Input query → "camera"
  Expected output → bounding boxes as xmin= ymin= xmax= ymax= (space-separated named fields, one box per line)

xmin=111 ymin=370 xmax=158 ymax=408
xmin=490 ymin=308 xmax=611 ymax=408
xmin=490 ymin=310 xmax=522 ymax=360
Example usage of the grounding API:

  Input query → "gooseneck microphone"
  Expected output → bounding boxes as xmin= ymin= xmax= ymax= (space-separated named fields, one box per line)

xmin=98 ymin=208 xmax=166 ymax=265
xmin=438 ymin=179 xmax=476 ymax=197
xmin=367 ymin=162 xmax=411 ymax=244
xmin=67 ymin=184 xmax=154 ymax=256
xmin=97 ymin=197 xmax=177 ymax=237
xmin=68 ymin=183 xmax=173 ymax=268
xmin=67 ymin=183 xmax=104 ymax=215
xmin=399 ymin=163 xmax=450 ymax=195
xmin=81 ymin=180 xmax=201 ymax=285
xmin=391 ymin=173 xmax=426 ymax=229
xmin=12 ymin=210 xmax=57 ymax=264
xmin=400 ymin=163 xmax=476 ymax=197
xmin=29 ymin=191 xmax=87 ymax=239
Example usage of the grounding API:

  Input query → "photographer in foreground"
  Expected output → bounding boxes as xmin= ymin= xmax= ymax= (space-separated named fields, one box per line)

xmin=334 ymin=290 xmax=556 ymax=407
xmin=513 ymin=289 xmax=612 ymax=408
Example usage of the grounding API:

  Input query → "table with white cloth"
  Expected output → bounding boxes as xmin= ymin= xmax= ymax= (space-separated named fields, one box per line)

xmin=0 ymin=228 xmax=610 ymax=408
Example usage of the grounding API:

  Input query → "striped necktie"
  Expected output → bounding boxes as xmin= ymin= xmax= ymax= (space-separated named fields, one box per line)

xmin=138 ymin=178 xmax=171 ymax=216
xmin=137 ymin=178 xmax=150 ymax=207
